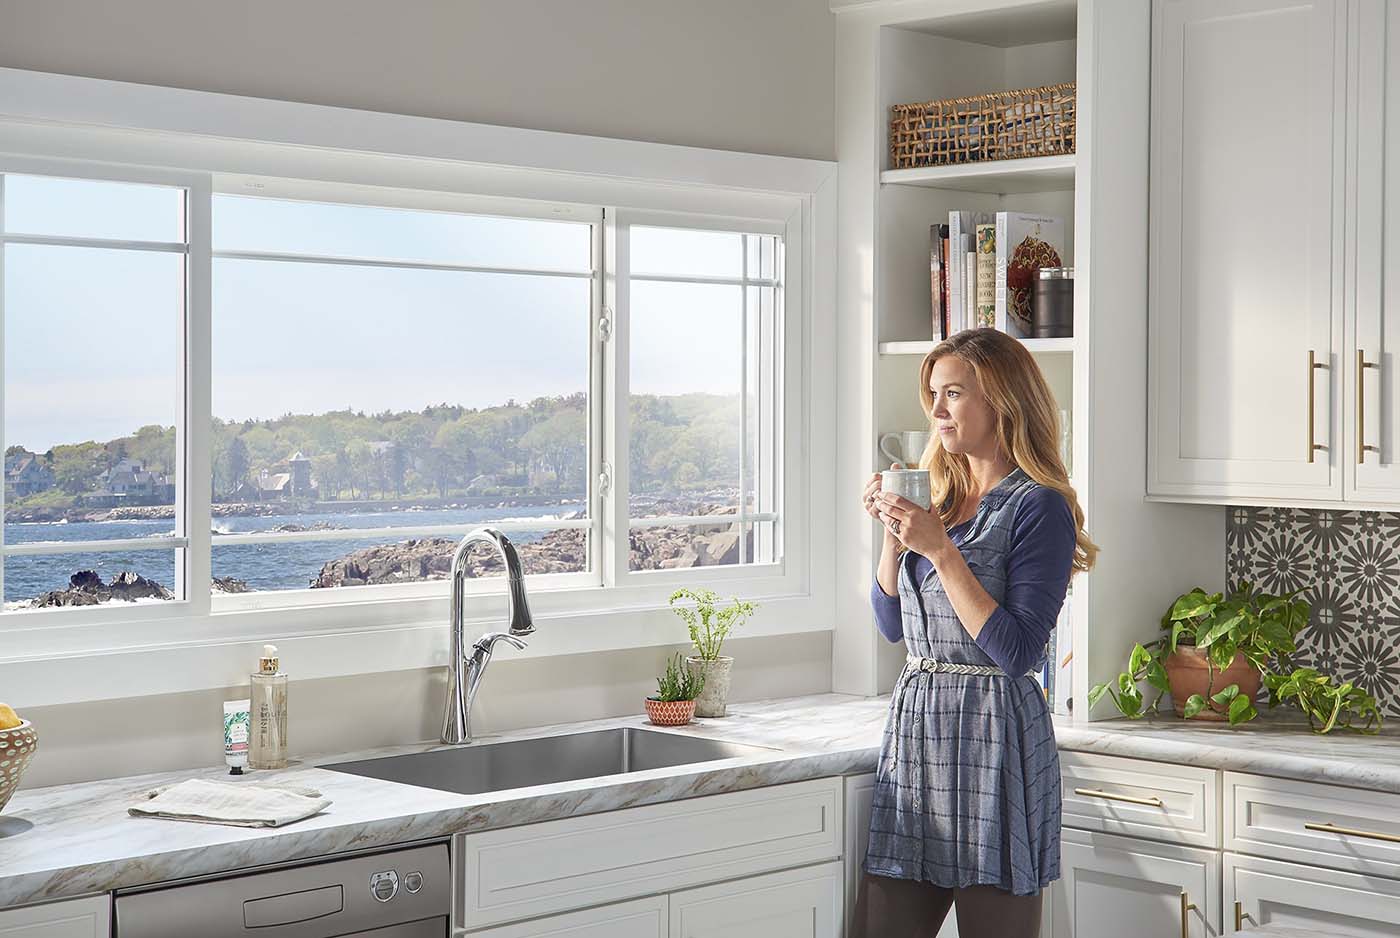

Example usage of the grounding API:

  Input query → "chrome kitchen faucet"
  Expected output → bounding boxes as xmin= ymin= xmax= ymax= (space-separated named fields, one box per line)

xmin=441 ymin=527 xmax=535 ymax=744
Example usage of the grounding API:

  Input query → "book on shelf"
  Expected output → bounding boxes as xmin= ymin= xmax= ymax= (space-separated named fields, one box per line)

xmin=975 ymin=222 xmax=996 ymax=328
xmin=964 ymin=251 xmax=976 ymax=330
xmin=929 ymin=223 xmax=949 ymax=341
xmin=947 ymin=211 xmax=973 ymax=334
xmin=940 ymin=231 xmax=951 ymax=338
xmin=995 ymin=212 xmax=1066 ymax=338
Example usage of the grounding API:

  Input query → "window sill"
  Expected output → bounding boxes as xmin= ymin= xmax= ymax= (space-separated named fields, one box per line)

xmin=0 ymin=585 xmax=832 ymax=708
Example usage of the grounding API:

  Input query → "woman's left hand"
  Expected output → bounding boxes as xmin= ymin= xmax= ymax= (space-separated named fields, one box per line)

xmin=875 ymin=492 xmax=951 ymax=560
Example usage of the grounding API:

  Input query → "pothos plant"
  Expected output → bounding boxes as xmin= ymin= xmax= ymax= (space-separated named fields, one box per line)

xmin=1089 ymin=582 xmax=1383 ymax=734
xmin=668 ymin=587 xmax=757 ymax=660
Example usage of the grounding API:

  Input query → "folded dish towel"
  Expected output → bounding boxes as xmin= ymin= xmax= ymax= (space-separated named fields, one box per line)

xmin=129 ymin=778 xmax=331 ymax=828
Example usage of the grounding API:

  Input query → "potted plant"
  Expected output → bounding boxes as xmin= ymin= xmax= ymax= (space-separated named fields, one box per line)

xmin=1089 ymin=583 xmax=1382 ymax=733
xmin=645 ymin=652 xmax=706 ymax=726
xmin=669 ymin=587 xmax=757 ymax=718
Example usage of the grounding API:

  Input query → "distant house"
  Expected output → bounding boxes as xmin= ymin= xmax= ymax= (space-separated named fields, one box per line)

xmin=465 ymin=473 xmax=498 ymax=494
xmin=235 ymin=452 xmax=318 ymax=502
xmin=4 ymin=452 xmax=55 ymax=499
xmin=80 ymin=458 xmax=175 ymax=507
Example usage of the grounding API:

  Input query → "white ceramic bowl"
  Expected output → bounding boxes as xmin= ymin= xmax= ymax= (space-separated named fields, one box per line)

xmin=0 ymin=720 xmax=38 ymax=814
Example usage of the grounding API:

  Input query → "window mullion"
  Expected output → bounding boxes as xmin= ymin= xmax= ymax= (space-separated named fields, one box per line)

xmin=185 ymin=176 xmax=214 ymax=616
xmin=0 ymin=173 xmax=7 ymax=607
xmin=603 ymin=212 xmax=631 ymax=586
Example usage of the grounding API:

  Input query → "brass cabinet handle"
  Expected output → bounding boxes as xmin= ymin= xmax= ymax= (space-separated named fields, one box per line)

xmin=1234 ymin=900 xmax=1246 ymax=932
xmin=1358 ymin=349 xmax=1380 ymax=463
xmin=1305 ymin=820 xmax=1400 ymax=844
xmin=1309 ymin=350 xmax=1329 ymax=462
xmin=1073 ymin=787 xmax=1164 ymax=807
xmin=1180 ymin=891 xmax=1198 ymax=938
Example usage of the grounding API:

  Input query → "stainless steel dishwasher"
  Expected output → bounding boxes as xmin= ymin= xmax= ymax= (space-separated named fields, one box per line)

xmin=115 ymin=842 xmax=448 ymax=938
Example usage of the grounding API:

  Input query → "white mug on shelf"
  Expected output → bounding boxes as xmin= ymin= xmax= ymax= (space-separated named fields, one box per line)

xmin=879 ymin=430 xmax=933 ymax=468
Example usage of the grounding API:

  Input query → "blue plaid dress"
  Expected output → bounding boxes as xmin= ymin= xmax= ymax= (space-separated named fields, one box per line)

xmin=864 ymin=467 xmax=1066 ymax=896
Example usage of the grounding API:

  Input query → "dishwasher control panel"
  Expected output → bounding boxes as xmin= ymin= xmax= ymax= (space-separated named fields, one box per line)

xmin=115 ymin=842 xmax=448 ymax=938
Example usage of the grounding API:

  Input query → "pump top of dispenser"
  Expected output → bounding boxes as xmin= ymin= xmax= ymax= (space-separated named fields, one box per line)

xmin=258 ymin=644 xmax=280 ymax=675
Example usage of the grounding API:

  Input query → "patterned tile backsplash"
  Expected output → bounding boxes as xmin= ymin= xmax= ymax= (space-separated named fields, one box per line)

xmin=1226 ymin=507 xmax=1400 ymax=717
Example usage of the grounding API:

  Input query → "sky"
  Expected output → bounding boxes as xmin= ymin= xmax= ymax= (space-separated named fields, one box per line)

xmin=2 ymin=174 xmax=768 ymax=452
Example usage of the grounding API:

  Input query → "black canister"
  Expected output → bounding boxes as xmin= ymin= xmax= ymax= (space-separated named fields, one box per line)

xmin=1032 ymin=267 xmax=1074 ymax=338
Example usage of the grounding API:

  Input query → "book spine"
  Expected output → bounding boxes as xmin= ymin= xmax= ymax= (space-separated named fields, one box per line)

xmin=939 ymin=229 xmax=951 ymax=338
xmin=995 ymin=211 xmax=1010 ymax=334
xmin=947 ymin=212 xmax=964 ymax=330
xmin=975 ymin=223 xmax=996 ymax=328
xmin=930 ymin=225 xmax=944 ymax=341
xmin=964 ymin=251 xmax=976 ymax=327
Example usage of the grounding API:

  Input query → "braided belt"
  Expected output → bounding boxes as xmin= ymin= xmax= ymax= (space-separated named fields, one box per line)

xmin=884 ymin=655 xmax=1037 ymax=780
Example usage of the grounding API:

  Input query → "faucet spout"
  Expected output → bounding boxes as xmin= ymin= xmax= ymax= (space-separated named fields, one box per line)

xmin=442 ymin=527 xmax=534 ymax=745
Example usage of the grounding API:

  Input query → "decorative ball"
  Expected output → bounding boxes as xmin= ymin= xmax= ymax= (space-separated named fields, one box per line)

xmin=1008 ymin=235 xmax=1063 ymax=334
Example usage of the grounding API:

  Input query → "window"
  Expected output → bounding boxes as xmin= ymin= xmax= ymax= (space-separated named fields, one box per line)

xmin=0 ymin=170 xmax=790 ymax=615
xmin=1 ymin=171 xmax=191 ymax=611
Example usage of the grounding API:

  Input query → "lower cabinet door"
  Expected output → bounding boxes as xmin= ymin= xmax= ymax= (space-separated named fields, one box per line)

xmin=1226 ymin=852 xmax=1400 ymax=936
xmin=0 ymin=896 xmax=110 ymax=938
xmin=460 ymin=895 xmax=667 ymax=938
xmin=1050 ymin=829 xmax=1219 ymax=938
xmin=669 ymin=862 xmax=842 ymax=938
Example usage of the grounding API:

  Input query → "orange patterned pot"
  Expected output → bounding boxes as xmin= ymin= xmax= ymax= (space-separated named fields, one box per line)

xmin=1164 ymin=646 xmax=1261 ymax=721
xmin=0 ymin=720 xmax=39 ymax=814
xmin=644 ymin=698 xmax=696 ymax=726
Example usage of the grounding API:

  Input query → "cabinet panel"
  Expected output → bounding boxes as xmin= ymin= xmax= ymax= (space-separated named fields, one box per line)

xmin=1226 ymin=853 xmax=1400 ymax=936
xmin=461 ymin=895 xmax=666 ymax=938
xmin=1149 ymin=0 xmax=1346 ymax=500
xmin=669 ymin=863 xmax=841 ymax=938
xmin=1060 ymin=751 xmax=1218 ymax=848
xmin=454 ymin=778 xmax=841 ymax=929
xmin=0 ymin=896 xmax=109 ymax=938
xmin=1050 ymin=828 xmax=1219 ymax=938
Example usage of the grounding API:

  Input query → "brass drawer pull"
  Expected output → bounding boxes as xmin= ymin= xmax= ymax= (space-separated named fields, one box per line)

xmin=1309 ymin=350 xmax=1329 ymax=462
xmin=1234 ymin=900 xmax=1247 ymax=932
xmin=1305 ymin=821 xmax=1400 ymax=844
xmin=1358 ymin=349 xmax=1380 ymax=464
xmin=1180 ymin=891 xmax=1198 ymax=938
xmin=1073 ymin=787 xmax=1164 ymax=808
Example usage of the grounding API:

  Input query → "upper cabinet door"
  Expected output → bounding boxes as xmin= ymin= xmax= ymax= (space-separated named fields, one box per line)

xmin=1148 ymin=0 xmax=1347 ymax=502
xmin=1351 ymin=0 xmax=1400 ymax=500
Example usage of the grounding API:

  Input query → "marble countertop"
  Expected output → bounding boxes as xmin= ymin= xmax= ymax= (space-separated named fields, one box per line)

xmin=2 ymin=692 xmax=1399 ymax=909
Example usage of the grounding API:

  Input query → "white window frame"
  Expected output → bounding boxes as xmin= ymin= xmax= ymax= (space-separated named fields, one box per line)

xmin=0 ymin=66 xmax=836 ymax=707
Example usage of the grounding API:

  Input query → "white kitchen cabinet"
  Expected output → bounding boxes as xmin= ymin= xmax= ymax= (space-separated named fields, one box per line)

xmin=1050 ymin=828 xmax=1219 ymax=938
xmin=1226 ymin=853 xmax=1400 ymax=936
xmin=1148 ymin=0 xmax=1348 ymax=502
xmin=669 ymin=863 xmax=842 ymax=938
xmin=462 ymin=896 xmax=667 ymax=938
xmin=0 ymin=896 xmax=109 ymax=938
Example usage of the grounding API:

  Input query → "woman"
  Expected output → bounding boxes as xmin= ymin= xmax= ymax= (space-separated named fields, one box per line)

xmin=853 ymin=329 xmax=1097 ymax=938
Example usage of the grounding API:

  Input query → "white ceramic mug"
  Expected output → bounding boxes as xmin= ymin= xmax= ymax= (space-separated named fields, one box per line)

xmin=880 ymin=468 xmax=932 ymax=510
xmin=879 ymin=430 xmax=933 ymax=467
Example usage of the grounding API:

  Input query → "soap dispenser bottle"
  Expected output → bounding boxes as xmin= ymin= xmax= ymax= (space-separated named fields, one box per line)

xmin=249 ymin=644 xmax=288 ymax=769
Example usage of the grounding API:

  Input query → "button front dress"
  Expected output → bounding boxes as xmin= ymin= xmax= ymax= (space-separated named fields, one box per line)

xmin=865 ymin=467 xmax=1073 ymax=896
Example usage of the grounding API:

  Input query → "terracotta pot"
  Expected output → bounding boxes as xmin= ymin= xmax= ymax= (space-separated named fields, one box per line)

xmin=687 ymin=656 xmax=733 ymax=718
xmin=644 ymin=697 xmax=696 ymax=726
xmin=1164 ymin=646 xmax=1261 ymax=721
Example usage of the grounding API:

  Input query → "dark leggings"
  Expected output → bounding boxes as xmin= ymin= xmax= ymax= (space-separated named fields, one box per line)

xmin=849 ymin=871 xmax=1042 ymax=938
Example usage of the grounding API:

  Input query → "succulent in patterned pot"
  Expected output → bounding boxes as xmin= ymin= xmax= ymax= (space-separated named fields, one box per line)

xmin=645 ymin=652 xmax=705 ymax=727
xmin=0 ymin=703 xmax=38 ymax=814
xmin=669 ymin=587 xmax=757 ymax=718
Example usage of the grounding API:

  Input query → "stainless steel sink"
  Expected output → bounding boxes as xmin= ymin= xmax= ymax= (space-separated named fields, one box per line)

xmin=319 ymin=727 xmax=778 ymax=795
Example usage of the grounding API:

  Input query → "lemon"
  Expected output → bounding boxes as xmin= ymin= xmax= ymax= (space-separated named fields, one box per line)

xmin=0 ymin=703 xmax=22 ymax=731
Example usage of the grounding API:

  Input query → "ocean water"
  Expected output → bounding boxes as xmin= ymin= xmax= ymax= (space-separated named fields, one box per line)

xmin=3 ymin=503 xmax=581 ymax=605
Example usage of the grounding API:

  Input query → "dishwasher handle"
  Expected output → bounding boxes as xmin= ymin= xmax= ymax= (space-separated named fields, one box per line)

xmin=244 ymin=885 xmax=344 ymax=928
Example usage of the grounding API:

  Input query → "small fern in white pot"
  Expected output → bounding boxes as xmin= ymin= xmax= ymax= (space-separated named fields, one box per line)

xmin=669 ymin=587 xmax=757 ymax=718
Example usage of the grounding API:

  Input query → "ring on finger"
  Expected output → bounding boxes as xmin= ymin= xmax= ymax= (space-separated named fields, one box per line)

xmin=891 ymin=519 xmax=901 ymax=534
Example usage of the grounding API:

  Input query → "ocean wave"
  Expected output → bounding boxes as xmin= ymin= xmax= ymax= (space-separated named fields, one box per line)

xmin=3 ymin=594 xmax=174 ymax=613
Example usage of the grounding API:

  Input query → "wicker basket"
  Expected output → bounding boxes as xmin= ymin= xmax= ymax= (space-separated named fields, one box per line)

xmin=890 ymin=82 xmax=1076 ymax=170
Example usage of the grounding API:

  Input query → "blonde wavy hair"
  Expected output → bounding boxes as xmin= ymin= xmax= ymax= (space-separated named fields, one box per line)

xmin=912 ymin=329 xmax=1097 ymax=574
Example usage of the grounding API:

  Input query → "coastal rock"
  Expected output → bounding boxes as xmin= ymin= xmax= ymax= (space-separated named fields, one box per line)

xmin=212 ymin=576 xmax=250 ymax=593
xmin=32 ymin=570 xmax=174 ymax=607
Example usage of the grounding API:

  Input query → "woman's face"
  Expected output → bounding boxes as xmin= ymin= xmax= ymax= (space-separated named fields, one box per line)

xmin=929 ymin=355 xmax=998 ymax=457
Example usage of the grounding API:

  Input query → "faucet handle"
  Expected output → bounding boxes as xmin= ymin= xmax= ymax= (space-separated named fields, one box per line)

xmin=471 ymin=631 xmax=529 ymax=655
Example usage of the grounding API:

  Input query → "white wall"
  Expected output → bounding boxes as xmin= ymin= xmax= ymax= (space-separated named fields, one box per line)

xmin=0 ymin=0 xmax=836 ymax=161
xmin=21 ymin=632 xmax=832 ymax=788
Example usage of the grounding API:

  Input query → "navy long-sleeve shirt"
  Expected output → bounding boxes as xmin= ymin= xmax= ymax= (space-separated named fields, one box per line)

xmin=870 ymin=484 xmax=1075 ymax=676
